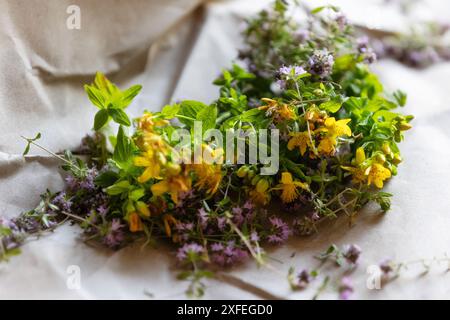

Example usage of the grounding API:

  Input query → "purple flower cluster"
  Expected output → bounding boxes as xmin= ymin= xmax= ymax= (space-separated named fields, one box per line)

xmin=267 ymin=216 xmax=290 ymax=244
xmin=356 ymin=36 xmax=377 ymax=64
xmin=51 ymin=192 xmax=72 ymax=212
xmin=0 ymin=217 xmax=23 ymax=253
xmin=276 ymin=65 xmax=307 ymax=90
xmin=176 ymin=243 xmax=204 ymax=262
xmin=339 ymin=276 xmax=354 ymax=300
xmin=65 ymin=168 xmax=98 ymax=192
xmin=343 ymin=244 xmax=362 ymax=265
xmin=307 ymin=50 xmax=335 ymax=78
xmin=296 ymin=269 xmax=312 ymax=289
xmin=210 ymin=241 xmax=249 ymax=267
xmin=102 ymin=219 xmax=125 ymax=249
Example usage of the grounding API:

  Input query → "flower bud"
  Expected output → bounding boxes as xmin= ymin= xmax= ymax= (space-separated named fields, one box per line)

xmin=313 ymin=89 xmax=324 ymax=96
xmin=399 ymin=122 xmax=412 ymax=131
xmin=251 ymin=175 xmax=261 ymax=186
xmin=236 ymin=166 xmax=249 ymax=178
xmin=166 ymin=163 xmax=181 ymax=175
xmin=381 ymin=143 xmax=391 ymax=155
xmin=136 ymin=201 xmax=151 ymax=217
xmin=393 ymin=154 xmax=402 ymax=165
xmin=376 ymin=154 xmax=386 ymax=164
xmin=256 ymin=179 xmax=270 ymax=193
xmin=247 ymin=169 xmax=256 ymax=179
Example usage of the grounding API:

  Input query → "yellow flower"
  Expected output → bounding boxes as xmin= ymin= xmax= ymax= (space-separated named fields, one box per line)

xmin=288 ymin=131 xmax=312 ymax=156
xmin=317 ymin=137 xmax=335 ymax=155
xmin=316 ymin=117 xmax=352 ymax=156
xmin=191 ymin=163 xmax=223 ymax=195
xmin=137 ymin=112 xmax=168 ymax=132
xmin=259 ymin=98 xmax=295 ymax=121
xmin=323 ymin=117 xmax=352 ymax=137
xmin=342 ymin=147 xmax=392 ymax=188
xmin=134 ymin=149 xmax=164 ymax=183
xmin=129 ymin=212 xmax=143 ymax=232
xmin=151 ymin=174 xmax=191 ymax=204
xmin=342 ymin=147 xmax=367 ymax=184
xmin=366 ymin=163 xmax=392 ymax=188
xmin=163 ymin=214 xmax=178 ymax=237
xmin=277 ymin=172 xmax=309 ymax=203
xmin=278 ymin=104 xmax=295 ymax=120
xmin=249 ymin=189 xmax=270 ymax=206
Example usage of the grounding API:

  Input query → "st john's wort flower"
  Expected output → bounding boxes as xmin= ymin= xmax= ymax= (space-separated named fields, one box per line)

xmin=307 ymin=50 xmax=335 ymax=78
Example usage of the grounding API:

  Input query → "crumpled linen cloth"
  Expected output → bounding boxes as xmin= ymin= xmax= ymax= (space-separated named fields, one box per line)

xmin=0 ymin=0 xmax=449 ymax=299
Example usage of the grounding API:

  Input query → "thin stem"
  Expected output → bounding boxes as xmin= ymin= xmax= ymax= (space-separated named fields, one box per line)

xmin=294 ymin=81 xmax=318 ymax=156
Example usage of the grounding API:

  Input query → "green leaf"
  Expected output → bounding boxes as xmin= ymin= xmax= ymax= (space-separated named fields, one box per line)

xmin=311 ymin=6 xmax=326 ymax=14
xmin=109 ymin=108 xmax=131 ymax=126
xmin=393 ymin=90 xmax=407 ymax=107
xmin=122 ymin=85 xmax=142 ymax=108
xmin=240 ymin=108 xmax=263 ymax=122
xmin=161 ymin=103 xmax=180 ymax=119
xmin=196 ymin=104 xmax=218 ymax=132
xmin=106 ymin=180 xmax=131 ymax=195
xmin=93 ymin=72 xmax=118 ymax=96
xmin=113 ymin=126 xmax=134 ymax=169
xmin=129 ymin=188 xmax=145 ymax=201
xmin=94 ymin=109 xmax=109 ymax=130
xmin=22 ymin=132 xmax=41 ymax=156
xmin=84 ymin=85 xmax=106 ymax=109
xmin=95 ymin=171 xmax=119 ymax=187
xmin=178 ymin=100 xmax=207 ymax=127
xmin=319 ymin=100 xmax=342 ymax=113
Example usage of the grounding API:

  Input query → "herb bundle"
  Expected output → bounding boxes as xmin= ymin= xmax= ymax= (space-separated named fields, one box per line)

xmin=1 ymin=1 xmax=413 ymax=294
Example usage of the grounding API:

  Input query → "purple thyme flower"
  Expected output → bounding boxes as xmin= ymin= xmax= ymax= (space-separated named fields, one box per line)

xmin=210 ymin=241 xmax=249 ymax=267
xmin=267 ymin=216 xmax=291 ymax=244
xmin=211 ymin=242 xmax=224 ymax=252
xmin=379 ymin=259 xmax=394 ymax=275
xmin=278 ymin=65 xmax=307 ymax=78
xmin=343 ymin=244 xmax=362 ymax=265
xmin=307 ymin=50 xmax=334 ymax=78
xmin=197 ymin=208 xmax=209 ymax=230
xmin=243 ymin=201 xmax=254 ymax=211
xmin=334 ymin=12 xmax=348 ymax=30
xmin=250 ymin=231 xmax=260 ymax=242
xmin=297 ymin=269 xmax=312 ymax=289
xmin=0 ymin=218 xmax=23 ymax=251
xmin=52 ymin=192 xmax=72 ymax=212
xmin=232 ymin=207 xmax=244 ymax=226
xmin=103 ymin=219 xmax=125 ymax=249
xmin=339 ymin=276 xmax=354 ymax=300
xmin=295 ymin=29 xmax=310 ymax=42
xmin=216 ymin=216 xmax=227 ymax=231
xmin=176 ymin=243 xmax=204 ymax=261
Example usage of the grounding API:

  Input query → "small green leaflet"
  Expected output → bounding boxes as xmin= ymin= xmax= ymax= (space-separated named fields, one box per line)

xmin=113 ymin=126 xmax=134 ymax=170
xmin=319 ymin=100 xmax=342 ymax=113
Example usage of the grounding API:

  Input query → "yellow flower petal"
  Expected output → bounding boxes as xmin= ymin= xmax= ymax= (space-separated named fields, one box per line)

xmin=151 ymin=180 xmax=169 ymax=196
xmin=356 ymin=147 xmax=366 ymax=165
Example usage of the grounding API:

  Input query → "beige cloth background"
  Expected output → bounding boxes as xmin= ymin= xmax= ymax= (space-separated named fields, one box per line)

xmin=0 ymin=0 xmax=449 ymax=299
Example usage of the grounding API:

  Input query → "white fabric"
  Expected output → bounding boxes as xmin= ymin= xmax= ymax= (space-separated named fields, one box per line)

xmin=1 ymin=0 xmax=449 ymax=299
